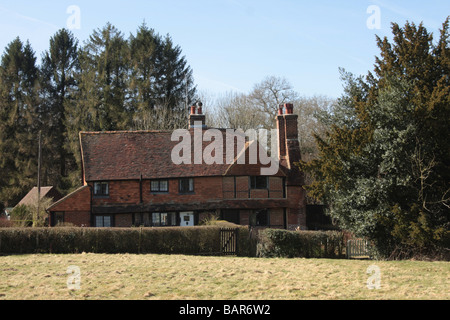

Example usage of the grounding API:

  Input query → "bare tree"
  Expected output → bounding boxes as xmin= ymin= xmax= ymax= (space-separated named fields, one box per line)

xmin=295 ymin=95 xmax=335 ymax=161
xmin=132 ymin=103 xmax=188 ymax=130
xmin=249 ymin=76 xmax=299 ymax=128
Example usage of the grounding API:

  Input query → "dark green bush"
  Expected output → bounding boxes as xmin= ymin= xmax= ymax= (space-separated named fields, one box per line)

xmin=256 ymin=229 xmax=345 ymax=258
xmin=0 ymin=226 xmax=232 ymax=255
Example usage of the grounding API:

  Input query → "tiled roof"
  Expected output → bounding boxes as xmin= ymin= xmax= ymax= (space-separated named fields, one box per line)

xmin=80 ymin=130 xmax=286 ymax=182
xmin=16 ymin=186 xmax=62 ymax=207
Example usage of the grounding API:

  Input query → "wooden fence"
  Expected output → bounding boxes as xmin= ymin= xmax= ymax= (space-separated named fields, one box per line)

xmin=346 ymin=239 xmax=371 ymax=259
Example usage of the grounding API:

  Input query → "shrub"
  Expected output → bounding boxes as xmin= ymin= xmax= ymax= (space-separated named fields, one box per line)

xmin=256 ymin=228 xmax=345 ymax=258
xmin=0 ymin=226 xmax=229 ymax=255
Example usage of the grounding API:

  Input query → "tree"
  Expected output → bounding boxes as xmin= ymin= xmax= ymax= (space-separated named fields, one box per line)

xmin=129 ymin=23 xmax=196 ymax=130
xmin=206 ymin=91 xmax=267 ymax=131
xmin=299 ymin=19 xmax=450 ymax=259
xmin=40 ymin=28 xmax=80 ymax=192
xmin=0 ymin=38 xmax=40 ymax=207
xmin=249 ymin=76 xmax=299 ymax=129
xmin=65 ymin=23 xmax=131 ymax=182
xmin=74 ymin=22 xmax=131 ymax=132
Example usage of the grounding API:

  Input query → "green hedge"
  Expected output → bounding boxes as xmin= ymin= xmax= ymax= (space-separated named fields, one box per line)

xmin=256 ymin=229 xmax=345 ymax=258
xmin=0 ymin=227 xmax=230 ymax=255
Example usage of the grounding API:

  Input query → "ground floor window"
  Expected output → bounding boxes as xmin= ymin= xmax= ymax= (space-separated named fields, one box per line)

xmin=95 ymin=215 xmax=112 ymax=227
xmin=152 ymin=212 xmax=177 ymax=226
xmin=54 ymin=212 xmax=64 ymax=226
xmin=221 ymin=209 xmax=240 ymax=225
xmin=134 ymin=212 xmax=177 ymax=227
xmin=249 ymin=209 xmax=269 ymax=226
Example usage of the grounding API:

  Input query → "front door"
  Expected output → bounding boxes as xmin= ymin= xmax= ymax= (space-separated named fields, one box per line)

xmin=179 ymin=211 xmax=194 ymax=227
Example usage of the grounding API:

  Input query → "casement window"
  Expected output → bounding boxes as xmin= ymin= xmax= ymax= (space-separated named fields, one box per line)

xmin=250 ymin=210 xmax=269 ymax=226
xmin=95 ymin=215 xmax=112 ymax=227
xmin=54 ymin=212 xmax=64 ymax=226
xmin=151 ymin=212 xmax=177 ymax=226
xmin=179 ymin=178 xmax=194 ymax=193
xmin=150 ymin=180 xmax=169 ymax=193
xmin=134 ymin=213 xmax=150 ymax=227
xmin=94 ymin=182 xmax=109 ymax=197
xmin=250 ymin=176 xmax=268 ymax=189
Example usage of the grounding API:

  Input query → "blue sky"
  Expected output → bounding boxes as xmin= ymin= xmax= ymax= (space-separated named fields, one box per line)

xmin=0 ymin=0 xmax=448 ymax=99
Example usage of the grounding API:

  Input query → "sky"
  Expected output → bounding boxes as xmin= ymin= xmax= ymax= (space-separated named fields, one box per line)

xmin=0 ymin=0 xmax=448 ymax=99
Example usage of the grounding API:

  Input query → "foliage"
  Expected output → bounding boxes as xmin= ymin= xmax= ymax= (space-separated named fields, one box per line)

xmin=0 ymin=38 xmax=40 ymax=207
xmin=0 ymin=22 xmax=197 ymax=209
xmin=299 ymin=18 xmax=450 ymax=259
xmin=8 ymin=196 xmax=53 ymax=227
xmin=256 ymin=228 xmax=345 ymax=258
xmin=0 ymin=226 xmax=253 ymax=256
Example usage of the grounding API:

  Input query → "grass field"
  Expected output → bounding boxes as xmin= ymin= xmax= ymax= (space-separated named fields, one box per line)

xmin=0 ymin=253 xmax=448 ymax=300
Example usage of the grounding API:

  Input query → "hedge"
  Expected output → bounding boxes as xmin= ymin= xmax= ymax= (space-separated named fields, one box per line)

xmin=0 ymin=227 xmax=222 ymax=255
xmin=256 ymin=229 xmax=346 ymax=258
xmin=0 ymin=227 xmax=345 ymax=258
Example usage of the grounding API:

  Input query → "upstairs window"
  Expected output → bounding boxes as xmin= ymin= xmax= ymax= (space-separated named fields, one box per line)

xmin=94 ymin=182 xmax=109 ymax=197
xmin=179 ymin=178 xmax=194 ymax=193
xmin=250 ymin=176 xmax=268 ymax=189
xmin=151 ymin=180 xmax=169 ymax=193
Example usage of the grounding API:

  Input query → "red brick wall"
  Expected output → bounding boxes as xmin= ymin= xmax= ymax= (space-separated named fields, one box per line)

xmin=286 ymin=185 xmax=306 ymax=229
xmin=64 ymin=211 xmax=90 ymax=227
xmin=115 ymin=213 xmax=133 ymax=227
xmin=49 ymin=186 xmax=91 ymax=212
xmin=49 ymin=175 xmax=305 ymax=229
xmin=91 ymin=177 xmax=224 ymax=206
xmin=270 ymin=208 xmax=284 ymax=227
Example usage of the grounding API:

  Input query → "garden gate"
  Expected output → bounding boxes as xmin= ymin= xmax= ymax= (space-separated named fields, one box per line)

xmin=220 ymin=228 xmax=238 ymax=255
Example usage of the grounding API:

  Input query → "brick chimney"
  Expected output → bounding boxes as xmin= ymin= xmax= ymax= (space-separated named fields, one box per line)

xmin=189 ymin=102 xmax=206 ymax=129
xmin=276 ymin=103 xmax=301 ymax=171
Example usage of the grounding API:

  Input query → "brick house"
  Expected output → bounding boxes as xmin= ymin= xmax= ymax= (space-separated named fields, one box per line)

xmin=47 ymin=103 xmax=306 ymax=229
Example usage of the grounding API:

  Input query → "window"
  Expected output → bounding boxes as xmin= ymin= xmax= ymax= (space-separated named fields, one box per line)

xmin=134 ymin=213 xmax=151 ymax=227
xmin=250 ymin=176 xmax=268 ymax=189
xmin=95 ymin=215 xmax=112 ymax=227
xmin=179 ymin=178 xmax=194 ymax=193
xmin=250 ymin=210 xmax=269 ymax=226
xmin=54 ymin=212 xmax=64 ymax=226
xmin=94 ymin=182 xmax=109 ymax=197
xmin=151 ymin=180 xmax=169 ymax=193
xmin=151 ymin=212 xmax=176 ymax=226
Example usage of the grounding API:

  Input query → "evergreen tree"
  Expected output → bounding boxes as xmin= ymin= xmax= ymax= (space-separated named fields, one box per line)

xmin=40 ymin=28 xmax=79 ymax=192
xmin=72 ymin=22 xmax=131 ymax=132
xmin=300 ymin=19 xmax=450 ymax=259
xmin=0 ymin=38 xmax=40 ymax=207
xmin=65 ymin=23 xmax=131 ymax=180
xmin=129 ymin=23 xmax=196 ymax=130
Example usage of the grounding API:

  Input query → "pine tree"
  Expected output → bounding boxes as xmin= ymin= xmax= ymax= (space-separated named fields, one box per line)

xmin=0 ymin=38 xmax=40 ymax=207
xmin=40 ymin=28 xmax=79 ymax=193
xmin=72 ymin=22 xmax=131 ymax=132
xmin=129 ymin=23 xmax=196 ymax=130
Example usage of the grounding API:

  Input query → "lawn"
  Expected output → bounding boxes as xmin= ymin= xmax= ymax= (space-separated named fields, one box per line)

xmin=0 ymin=253 xmax=448 ymax=300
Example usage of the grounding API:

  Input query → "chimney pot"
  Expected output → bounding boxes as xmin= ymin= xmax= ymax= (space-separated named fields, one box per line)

xmin=196 ymin=101 xmax=203 ymax=115
xmin=190 ymin=106 xmax=196 ymax=115
xmin=278 ymin=105 xmax=284 ymax=115
xmin=285 ymin=103 xmax=294 ymax=114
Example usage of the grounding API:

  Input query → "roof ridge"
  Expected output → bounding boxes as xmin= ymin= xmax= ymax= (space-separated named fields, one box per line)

xmin=80 ymin=130 xmax=174 ymax=135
